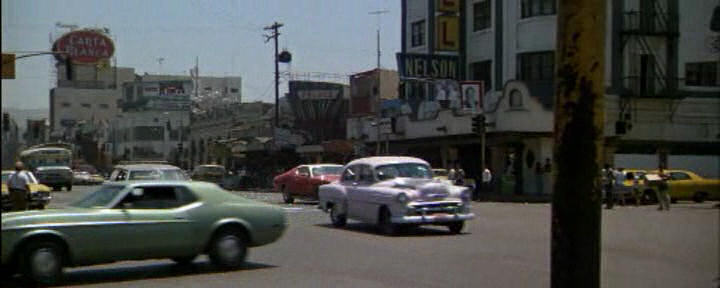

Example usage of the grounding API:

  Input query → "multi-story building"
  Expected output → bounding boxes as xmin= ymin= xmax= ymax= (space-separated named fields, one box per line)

xmin=189 ymin=101 xmax=273 ymax=169
xmin=348 ymin=0 xmax=720 ymax=195
xmin=49 ymin=63 xmax=135 ymax=140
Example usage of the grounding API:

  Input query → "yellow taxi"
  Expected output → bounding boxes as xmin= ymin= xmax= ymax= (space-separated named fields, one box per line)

xmin=656 ymin=169 xmax=720 ymax=203
xmin=1 ymin=170 xmax=53 ymax=211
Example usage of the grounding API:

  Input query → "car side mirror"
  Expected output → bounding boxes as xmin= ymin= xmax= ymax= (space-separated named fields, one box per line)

xmin=131 ymin=188 xmax=143 ymax=197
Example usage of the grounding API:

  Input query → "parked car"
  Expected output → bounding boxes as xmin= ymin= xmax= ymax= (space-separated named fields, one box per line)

xmin=318 ymin=156 xmax=474 ymax=235
xmin=274 ymin=164 xmax=343 ymax=204
xmin=644 ymin=169 xmax=719 ymax=203
xmin=108 ymin=164 xmax=189 ymax=182
xmin=191 ymin=164 xmax=227 ymax=187
xmin=34 ymin=166 xmax=73 ymax=191
xmin=1 ymin=181 xmax=287 ymax=285
xmin=1 ymin=170 xmax=52 ymax=211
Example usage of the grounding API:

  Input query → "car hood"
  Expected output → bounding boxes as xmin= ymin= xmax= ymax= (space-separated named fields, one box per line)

xmin=1 ymin=207 xmax=112 ymax=228
xmin=377 ymin=178 xmax=457 ymax=201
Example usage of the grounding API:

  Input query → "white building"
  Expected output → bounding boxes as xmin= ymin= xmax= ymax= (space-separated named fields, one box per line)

xmin=349 ymin=0 xmax=720 ymax=195
xmin=49 ymin=64 xmax=135 ymax=140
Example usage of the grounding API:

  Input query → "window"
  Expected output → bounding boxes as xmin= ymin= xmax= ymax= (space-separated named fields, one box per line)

xmin=297 ymin=166 xmax=310 ymax=176
xmin=509 ymin=89 xmax=523 ymax=107
xmin=99 ymin=103 xmax=110 ymax=109
xmin=61 ymin=102 xmax=71 ymax=107
xmin=230 ymin=88 xmax=239 ymax=93
xmin=342 ymin=166 xmax=358 ymax=182
xmin=134 ymin=126 xmax=165 ymax=141
xmin=204 ymin=87 xmax=212 ymax=91
xmin=81 ymin=103 xmax=91 ymax=108
xmin=470 ymin=60 xmax=492 ymax=91
xmin=115 ymin=186 xmax=189 ymax=209
xmin=473 ymin=1 xmax=491 ymax=31
xmin=521 ymin=0 xmax=556 ymax=18
xmin=411 ymin=20 xmax=425 ymax=47
xmin=358 ymin=165 xmax=374 ymax=183
xmin=669 ymin=172 xmax=691 ymax=181
xmin=685 ymin=62 xmax=718 ymax=87
xmin=518 ymin=51 xmax=555 ymax=82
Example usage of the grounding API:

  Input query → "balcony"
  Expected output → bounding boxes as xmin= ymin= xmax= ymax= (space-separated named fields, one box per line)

xmin=623 ymin=11 xmax=678 ymax=37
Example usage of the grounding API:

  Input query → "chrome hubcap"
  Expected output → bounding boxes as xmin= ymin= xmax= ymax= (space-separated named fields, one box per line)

xmin=31 ymin=248 xmax=58 ymax=277
xmin=218 ymin=236 xmax=241 ymax=261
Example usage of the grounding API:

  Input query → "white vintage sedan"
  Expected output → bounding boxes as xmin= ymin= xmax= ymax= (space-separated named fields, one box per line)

xmin=318 ymin=156 xmax=475 ymax=235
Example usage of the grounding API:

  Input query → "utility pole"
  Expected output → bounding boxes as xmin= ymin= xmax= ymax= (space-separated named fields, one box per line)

xmin=551 ymin=1 xmax=605 ymax=288
xmin=264 ymin=22 xmax=284 ymax=128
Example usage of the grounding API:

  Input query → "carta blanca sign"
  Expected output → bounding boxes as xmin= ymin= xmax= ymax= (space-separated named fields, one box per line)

xmin=52 ymin=30 xmax=115 ymax=64
xmin=396 ymin=53 xmax=459 ymax=80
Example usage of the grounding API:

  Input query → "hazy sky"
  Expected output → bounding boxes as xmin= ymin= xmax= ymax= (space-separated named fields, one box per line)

xmin=1 ymin=0 xmax=400 ymax=109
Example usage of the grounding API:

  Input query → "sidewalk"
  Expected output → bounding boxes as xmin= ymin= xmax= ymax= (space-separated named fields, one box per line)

xmin=475 ymin=193 xmax=551 ymax=203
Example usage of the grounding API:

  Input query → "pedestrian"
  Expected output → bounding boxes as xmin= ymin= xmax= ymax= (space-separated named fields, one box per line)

xmin=656 ymin=165 xmax=671 ymax=211
xmin=614 ymin=167 xmax=627 ymax=206
xmin=456 ymin=168 xmax=465 ymax=186
xmin=535 ymin=162 xmax=544 ymax=195
xmin=627 ymin=172 xmax=641 ymax=206
xmin=448 ymin=168 xmax=457 ymax=183
xmin=602 ymin=164 xmax=615 ymax=209
xmin=7 ymin=161 xmax=31 ymax=211
xmin=482 ymin=166 xmax=492 ymax=194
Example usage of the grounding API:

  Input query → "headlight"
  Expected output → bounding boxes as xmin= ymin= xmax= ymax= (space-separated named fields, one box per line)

xmin=396 ymin=193 xmax=409 ymax=203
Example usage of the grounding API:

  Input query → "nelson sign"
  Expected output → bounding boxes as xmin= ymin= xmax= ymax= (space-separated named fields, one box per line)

xmin=52 ymin=30 xmax=115 ymax=64
xmin=396 ymin=53 xmax=459 ymax=80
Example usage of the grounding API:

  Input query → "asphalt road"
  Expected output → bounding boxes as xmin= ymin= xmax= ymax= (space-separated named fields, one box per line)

xmin=3 ymin=185 xmax=719 ymax=288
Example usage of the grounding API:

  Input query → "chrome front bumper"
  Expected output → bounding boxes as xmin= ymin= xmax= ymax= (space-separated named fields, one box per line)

xmin=392 ymin=212 xmax=475 ymax=224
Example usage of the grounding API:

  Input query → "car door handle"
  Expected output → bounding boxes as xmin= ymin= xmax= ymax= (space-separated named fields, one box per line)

xmin=174 ymin=215 xmax=186 ymax=220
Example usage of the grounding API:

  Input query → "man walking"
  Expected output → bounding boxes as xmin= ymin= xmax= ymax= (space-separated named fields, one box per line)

xmin=8 ymin=161 xmax=31 ymax=211
xmin=603 ymin=164 xmax=615 ymax=209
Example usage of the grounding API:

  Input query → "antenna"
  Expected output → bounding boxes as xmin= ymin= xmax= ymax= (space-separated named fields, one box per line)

xmin=156 ymin=57 xmax=165 ymax=73
xmin=369 ymin=9 xmax=389 ymax=68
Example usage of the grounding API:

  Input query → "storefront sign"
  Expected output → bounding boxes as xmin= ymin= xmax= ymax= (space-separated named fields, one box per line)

xmin=52 ymin=30 xmax=115 ymax=64
xmin=435 ymin=16 xmax=459 ymax=51
xmin=397 ymin=53 xmax=459 ymax=80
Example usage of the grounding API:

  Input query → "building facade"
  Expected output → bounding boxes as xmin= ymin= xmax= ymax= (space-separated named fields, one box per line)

xmin=350 ymin=0 xmax=719 ymax=196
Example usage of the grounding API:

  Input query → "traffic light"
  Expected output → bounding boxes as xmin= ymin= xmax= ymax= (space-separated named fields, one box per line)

xmin=472 ymin=114 xmax=485 ymax=135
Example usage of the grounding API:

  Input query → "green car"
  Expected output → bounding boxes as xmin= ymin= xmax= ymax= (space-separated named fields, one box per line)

xmin=1 ymin=181 xmax=287 ymax=285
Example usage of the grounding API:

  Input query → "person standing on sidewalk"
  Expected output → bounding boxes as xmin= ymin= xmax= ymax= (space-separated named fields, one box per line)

xmin=656 ymin=165 xmax=671 ymax=211
xmin=7 ymin=161 xmax=31 ymax=211
xmin=602 ymin=164 xmax=615 ymax=209
xmin=482 ymin=166 xmax=492 ymax=194
xmin=614 ymin=167 xmax=627 ymax=206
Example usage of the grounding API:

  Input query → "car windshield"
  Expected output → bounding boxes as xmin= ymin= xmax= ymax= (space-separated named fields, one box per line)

xmin=312 ymin=166 xmax=343 ymax=176
xmin=376 ymin=163 xmax=433 ymax=180
xmin=71 ymin=185 xmax=125 ymax=208
xmin=128 ymin=169 xmax=188 ymax=180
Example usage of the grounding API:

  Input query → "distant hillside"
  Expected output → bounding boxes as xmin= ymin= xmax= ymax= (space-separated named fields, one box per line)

xmin=1 ymin=108 xmax=49 ymax=132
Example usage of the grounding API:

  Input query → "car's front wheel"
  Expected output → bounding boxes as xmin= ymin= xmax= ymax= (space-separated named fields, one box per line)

xmin=329 ymin=204 xmax=347 ymax=227
xmin=282 ymin=187 xmax=294 ymax=204
xmin=447 ymin=221 xmax=464 ymax=234
xmin=209 ymin=229 xmax=248 ymax=269
xmin=378 ymin=208 xmax=397 ymax=236
xmin=693 ymin=192 xmax=708 ymax=203
xmin=21 ymin=240 xmax=64 ymax=286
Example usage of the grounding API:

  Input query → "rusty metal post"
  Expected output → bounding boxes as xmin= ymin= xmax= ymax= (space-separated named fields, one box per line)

xmin=551 ymin=1 xmax=606 ymax=288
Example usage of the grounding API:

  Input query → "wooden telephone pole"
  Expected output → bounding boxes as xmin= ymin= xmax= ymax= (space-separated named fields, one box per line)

xmin=551 ymin=1 xmax=606 ymax=287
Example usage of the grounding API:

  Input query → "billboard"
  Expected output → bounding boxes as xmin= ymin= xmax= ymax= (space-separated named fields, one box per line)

xmin=460 ymin=81 xmax=484 ymax=114
xmin=436 ymin=0 xmax=460 ymax=13
xmin=52 ymin=30 xmax=115 ymax=64
xmin=287 ymin=81 xmax=349 ymax=143
xmin=397 ymin=53 xmax=459 ymax=80
xmin=435 ymin=16 xmax=459 ymax=51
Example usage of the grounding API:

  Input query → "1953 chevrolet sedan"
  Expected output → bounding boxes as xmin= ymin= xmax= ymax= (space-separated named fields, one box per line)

xmin=1 ymin=181 xmax=286 ymax=285
xmin=318 ymin=156 xmax=475 ymax=235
